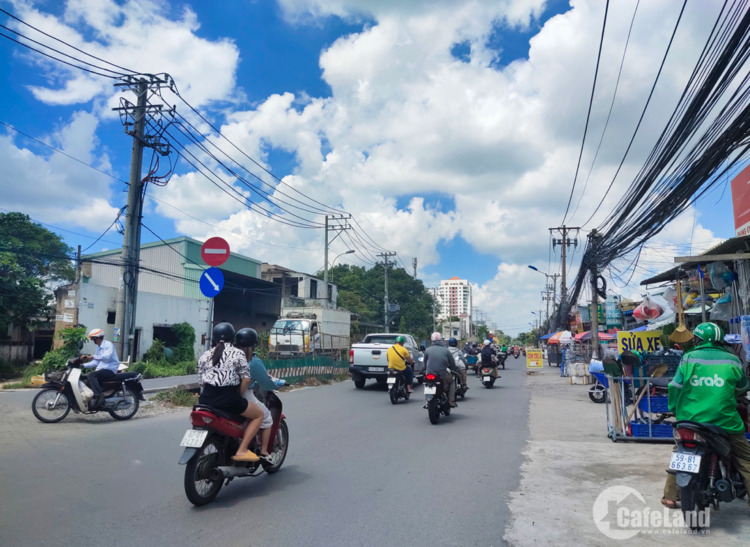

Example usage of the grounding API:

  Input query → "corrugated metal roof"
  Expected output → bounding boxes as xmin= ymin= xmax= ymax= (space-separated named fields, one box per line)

xmin=640 ymin=235 xmax=750 ymax=285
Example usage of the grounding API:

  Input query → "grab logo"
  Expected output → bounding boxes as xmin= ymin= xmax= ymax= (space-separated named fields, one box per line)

xmin=689 ymin=374 xmax=725 ymax=387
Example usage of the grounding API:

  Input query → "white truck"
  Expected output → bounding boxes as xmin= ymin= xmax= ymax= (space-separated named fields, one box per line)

xmin=268 ymin=306 xmax=351 ymax=359
xmin=348 ymin=333 xmax=426 ymax=389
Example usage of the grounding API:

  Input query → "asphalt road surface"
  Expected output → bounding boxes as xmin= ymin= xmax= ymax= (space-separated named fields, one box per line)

xmin=0 ymin=356 xmax=530 ymax=547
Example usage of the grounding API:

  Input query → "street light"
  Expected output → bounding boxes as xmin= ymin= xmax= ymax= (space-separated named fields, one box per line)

xmin=330 ymin=250 xmax=355 ymax=283
xmin=529 ymin=265 xmax=558 ymax=329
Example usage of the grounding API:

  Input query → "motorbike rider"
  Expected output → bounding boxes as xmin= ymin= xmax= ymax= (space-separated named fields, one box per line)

xmin=197 ymin=322 xmax=264 ymax=463
xmin=235 ymin=328 xmax=286 ymax=464
xmin=387 ymin=335 xmax=415 ymax=393
xmin=424 ymin=332 xmax=459 ymax=407
xmin=448 ymin=337 xmax=468 ymax=389
xmin=82 ymin=328 xmax=121 ymax=408
xmin=480 ymin=339 xmax=496 ymax=366
xmin=661 ymin=322 xmax=750 ymax=509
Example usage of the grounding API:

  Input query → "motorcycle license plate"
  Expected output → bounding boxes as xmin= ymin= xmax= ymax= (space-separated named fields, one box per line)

xmin=669 ymin=452 xmax=702 ymax=473
xmin=387 ymin=377 xmax=396 ymax=384
xmin=180 ymin=429 xmax=208 ymax=448
xmin=424 ymin=386 xmax=436 ymax=395
xmin=483 ymin=376 xmax=491 ymax=382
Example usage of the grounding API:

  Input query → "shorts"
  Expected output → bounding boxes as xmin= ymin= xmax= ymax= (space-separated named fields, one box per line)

xmin=200 ymin=384 xmax=249 ymax=416
xmin=243 ymin=390 xmax=273 ymax=429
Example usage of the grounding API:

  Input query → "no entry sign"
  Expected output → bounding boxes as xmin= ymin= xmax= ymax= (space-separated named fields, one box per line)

xmin=201 ymin=237 xmax=230 ymax=267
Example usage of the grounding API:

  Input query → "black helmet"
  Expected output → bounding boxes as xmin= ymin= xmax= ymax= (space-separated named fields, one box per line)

xmin=448 ymin=337 xmax=458 ymax=347
xmin=212 ymin=322 xmax=235 ymax=343
xmin=235 ymin=327 xmax=259 ymax=348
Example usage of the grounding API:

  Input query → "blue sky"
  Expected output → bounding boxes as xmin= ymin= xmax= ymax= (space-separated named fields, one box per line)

xmin=0 ymin=0 xmax=745 ymax=335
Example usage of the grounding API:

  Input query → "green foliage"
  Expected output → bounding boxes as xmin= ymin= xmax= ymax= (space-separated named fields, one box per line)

xmin=476 ymin=324 xmax=489 ymax=341
xmin=0 ymin=212 xmax=75 ymax=332
xmin=143 ymin=338 xmax=167 ymax=363
xmin=517 ymin=331 xmax=536 ymax=346
xmin=40 ymin=326 xmax=87 ymax=372
xmin=132 ymin=360 xmax=196 ymax=379
xmin=153 ymin=388 xmax=197 ymax=407
xmin=0 ymin=358 xmax=26 ymax=380
xmin=329 ymin=263 xmax=435 ymax=340
xmin=172 ymin=322 xmax=196 ymax=362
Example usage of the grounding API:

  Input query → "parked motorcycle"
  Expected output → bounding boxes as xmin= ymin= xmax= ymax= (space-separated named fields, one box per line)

xmin=670 ymin=420 xmax=747 ymax=530
xmin=179 ymin=390 xmax=289 ymax=506
xmin=479 ymin=363 xmax=500 ymax=388
xmin=32 ymin=357 xmax=144 ymax=423
xmin=423 ymin=372 xmax=452 ymax=424
xmin=387 ymin=368 xmax=410 ymax=404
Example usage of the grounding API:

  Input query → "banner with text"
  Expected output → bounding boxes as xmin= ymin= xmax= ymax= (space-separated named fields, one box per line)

xmin=526 ymin=349 xmax=544 ymax=370
xmin=617 ymin=331 xmax=663 ymax=354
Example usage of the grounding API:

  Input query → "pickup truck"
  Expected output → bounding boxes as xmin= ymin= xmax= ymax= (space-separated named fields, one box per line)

xmin=349 ymin=333 xmax=425 ymax=389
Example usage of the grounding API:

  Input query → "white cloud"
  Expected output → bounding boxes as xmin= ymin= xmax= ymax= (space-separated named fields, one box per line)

xmin=2 ymin=0 xmax=736 ymax=334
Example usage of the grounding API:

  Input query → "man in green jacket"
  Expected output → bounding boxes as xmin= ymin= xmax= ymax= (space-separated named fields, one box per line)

xmin=662 ymin=322 xmax=750 ymax=508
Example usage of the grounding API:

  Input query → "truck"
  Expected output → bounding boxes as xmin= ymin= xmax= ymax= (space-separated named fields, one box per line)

xmin=268 ymin=305 xmax=351 ymax=359
xmin=348 ymin=333 xmax=425 ymax=389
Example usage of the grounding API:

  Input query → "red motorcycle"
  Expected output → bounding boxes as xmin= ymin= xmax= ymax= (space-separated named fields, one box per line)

xmin=178 ymin=391 xmax=289 ymax=506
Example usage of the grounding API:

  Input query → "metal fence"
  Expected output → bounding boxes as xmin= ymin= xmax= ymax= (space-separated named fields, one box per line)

xmin=264 ymin=355 xmax=349 ymax=384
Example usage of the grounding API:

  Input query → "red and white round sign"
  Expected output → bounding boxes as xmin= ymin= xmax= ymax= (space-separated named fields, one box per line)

xmin=201 ymin=237 xmax=230 ymax=267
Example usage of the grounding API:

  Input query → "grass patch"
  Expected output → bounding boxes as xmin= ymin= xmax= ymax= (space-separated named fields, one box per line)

xmin=1 ymin=380 xmax=30 ymax=389
xmin=152 ymin=388 xmax=198 ymax=407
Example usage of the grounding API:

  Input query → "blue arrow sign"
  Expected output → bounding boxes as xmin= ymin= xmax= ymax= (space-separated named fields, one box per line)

xmin=200 ymin=267 xmax=224 ymax=298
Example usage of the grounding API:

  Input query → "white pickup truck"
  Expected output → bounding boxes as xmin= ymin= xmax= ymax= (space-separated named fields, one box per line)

xmin=348 ymin=333 xmax=425 ymax=389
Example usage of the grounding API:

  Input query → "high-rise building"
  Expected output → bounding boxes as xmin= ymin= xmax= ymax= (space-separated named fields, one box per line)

xmin=436 ymin=277 xmax=472 ymax=337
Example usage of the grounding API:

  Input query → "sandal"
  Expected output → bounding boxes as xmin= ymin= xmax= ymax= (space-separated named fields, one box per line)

xmin=232 ymin=451 xmax=260 ymax=462
xmin=259 ymin=453 xmax=273 ymax=463
xmin=660 ymin=497 xmax=679 ymax=509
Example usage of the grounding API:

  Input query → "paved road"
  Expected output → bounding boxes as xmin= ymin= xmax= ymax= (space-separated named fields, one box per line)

xmin=0 ymin=357 xmax=530 ymax=546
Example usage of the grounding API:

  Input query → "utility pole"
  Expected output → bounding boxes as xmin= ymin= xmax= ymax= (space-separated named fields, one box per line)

xmin=378 ymin=252 xmax=396 ymax=332
xmin=412 ymin=257 xmax=417 ymax=279
xmin=589 ymin=229 xmax=602 ymax=360
xmin=323 ymin=214 xmax=351 ymax=301
xmin=550 ymin=225 xmax=579 ymax=327
xmin=112 ymin=74 xmax=174 ymax=360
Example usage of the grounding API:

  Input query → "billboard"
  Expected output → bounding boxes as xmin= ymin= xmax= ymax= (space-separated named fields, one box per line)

xmin=731 ymin=164 xmax=750 ymax=236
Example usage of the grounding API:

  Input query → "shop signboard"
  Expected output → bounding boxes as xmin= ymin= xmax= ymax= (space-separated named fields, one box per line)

xmin=526 ymin=349 xmax=544 ymax=370
xmin=617 ymin=331 xmax=663 ymax=354
xmin=732 ymin=164 xmax=750 ymax=236
xmin=606 ymin=295 xmax=622 ymax=328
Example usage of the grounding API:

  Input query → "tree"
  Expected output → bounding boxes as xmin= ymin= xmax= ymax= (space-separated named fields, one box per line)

xmin=0 ymin=213 xmax=74 ymax=333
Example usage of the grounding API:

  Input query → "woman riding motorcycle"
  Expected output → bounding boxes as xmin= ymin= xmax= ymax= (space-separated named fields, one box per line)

xmin=197 ymin=322 xmax=264 ymax=462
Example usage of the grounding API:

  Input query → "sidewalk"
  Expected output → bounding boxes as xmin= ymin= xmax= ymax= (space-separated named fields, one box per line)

xmin=504 ymin=365 xmax=750 ymax=546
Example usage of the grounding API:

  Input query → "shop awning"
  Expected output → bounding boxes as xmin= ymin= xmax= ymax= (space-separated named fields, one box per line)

xmin=574 ymin=331 xmax=615 ymax=342
xmin=548 ymin=330 xmax=574 ymax=345
xmin=539 ymin=333 xmax=555 ymax=340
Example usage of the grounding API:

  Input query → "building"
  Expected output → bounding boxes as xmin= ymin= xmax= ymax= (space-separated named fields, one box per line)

xmin=261 ymin=263 xmax=339 ymax=308
xmin=53 ymin=237 xmax=281 ymax=361
xmin=436 ymin=277 xmax=473 ymax=338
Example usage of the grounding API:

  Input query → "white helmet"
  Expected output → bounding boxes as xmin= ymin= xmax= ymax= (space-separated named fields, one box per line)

xmin=87 ymin=328 xmax=104 ymax=339
xmin=430 ymin=332 xmax=443 ymax=342
xmin=483 ymin=339 xmax=491 ymax=346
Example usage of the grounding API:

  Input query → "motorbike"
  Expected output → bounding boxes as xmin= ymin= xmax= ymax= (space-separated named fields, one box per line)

xmin=423 ymin=372 xmax=452 ymax=424
xmin=32 ymin=356 xmax=144 ymax=423
xmin=387 ymin=368 xmax=411 ymax=404
xmin=453 ymin=369 xmax=467 ymax=400
xmin=498 ymin=352 xmax=507 ymax=370
xmin=670 ymin=420 xmax=747 ymax=530
xmin=513 ymin=348 xmax=520 ymax=359
xmin=479 ymin=361 xmax=500 ymax=388
xmin=179 ymin=390 xmax=289 ymax=506
xmin=466 ymin=354 xmax=478 ymax=371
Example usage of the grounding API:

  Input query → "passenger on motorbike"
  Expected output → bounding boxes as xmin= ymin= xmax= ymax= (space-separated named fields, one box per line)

xmin=424 ymin=332 xmax=459 ymax=407
xmin=661 ymin=322 xmax=750 ymax=509
xmin=235 ymin=328 xmax=285 ymax=463
xmin=448 ymin=337 xmax=468 ymax=389
xmin=197 ymin=322 xmax=264 ymax=463
xmin=480 ymin=339 xmax=496 ymax=365
xmin=387 ymin=336 xmax=415 ymax=393
xmin=82 ymin=328 xmax=121 ymax=408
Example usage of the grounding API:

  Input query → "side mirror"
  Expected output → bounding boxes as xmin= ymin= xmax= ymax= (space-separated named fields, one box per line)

xmin=77 ymin=340 xmax=84 ymax=352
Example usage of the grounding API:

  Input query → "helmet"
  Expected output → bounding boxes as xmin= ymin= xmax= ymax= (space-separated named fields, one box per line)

xmin=235 ymin=328 xmax=259 ymax=348
xmin=483 ymin=339 xmax=491 ymax=346
xmin=87 ymin=328 xmax=104 ymax=339
xmin=448 ymin=337 xmax=458 ymax=347
xmin=430 ymin=332 xmax=443 ymax=342
xmin=693 ymin=322 xmax=724 ymax=344
xmin=395 ymin=335 xmax=405 ymax=344
xmin=212 ymin=322 xmax=235 ymax=343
